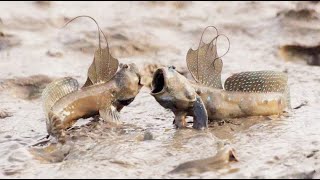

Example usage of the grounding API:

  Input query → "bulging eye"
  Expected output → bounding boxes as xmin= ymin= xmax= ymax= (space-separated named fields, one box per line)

xmin=120 ymin=63 xmax=129 ymax=69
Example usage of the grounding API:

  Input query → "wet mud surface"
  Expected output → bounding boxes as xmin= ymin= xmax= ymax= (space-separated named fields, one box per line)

xmin=0 ymin=1 xmax=319 ymax=178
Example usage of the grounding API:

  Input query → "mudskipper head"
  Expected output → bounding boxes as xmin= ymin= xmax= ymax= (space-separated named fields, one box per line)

xmin=150 ymin=66 xmax=197 ymax=112
xmin=150 ymin=66 xmax=208 ymax=129
xmin=114 ymin=63 xmax=143 ymax=106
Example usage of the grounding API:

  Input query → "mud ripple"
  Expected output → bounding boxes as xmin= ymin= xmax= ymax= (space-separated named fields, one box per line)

xmin=2 ymin=75 xmax=54 ymax=100
xmin=60 ymin=28 xmax=162 ymax=58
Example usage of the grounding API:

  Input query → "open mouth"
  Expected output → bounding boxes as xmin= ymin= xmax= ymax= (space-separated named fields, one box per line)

xmin=137 ymin=73 xmax=143 ymax=86
xmin=118 ymin=97 xmax=135 ymax=106
xmin=151 ymin=68 xmax=165 ymax=94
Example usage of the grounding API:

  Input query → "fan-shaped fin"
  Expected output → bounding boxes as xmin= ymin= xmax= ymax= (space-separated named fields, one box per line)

xmin=186 ymin=26 xmax=229 ymax=89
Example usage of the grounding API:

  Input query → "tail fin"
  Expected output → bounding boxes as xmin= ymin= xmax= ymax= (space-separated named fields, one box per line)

xmin=42 ymin=77 xmax=79 ymax=116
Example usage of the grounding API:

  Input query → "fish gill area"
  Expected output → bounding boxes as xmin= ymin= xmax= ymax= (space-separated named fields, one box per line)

xmin=0 ymin=1 xmax=319 ymax=178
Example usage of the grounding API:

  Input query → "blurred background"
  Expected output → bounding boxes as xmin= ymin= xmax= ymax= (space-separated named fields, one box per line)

xmin=0 ymin=1 xmax=319 ymax=178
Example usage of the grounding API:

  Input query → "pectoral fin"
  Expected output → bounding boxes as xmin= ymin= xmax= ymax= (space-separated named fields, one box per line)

xmin=99 ymin=106 xmax=121 ymax=125
xmin=192 ymin=96 xmax=208 ymax=130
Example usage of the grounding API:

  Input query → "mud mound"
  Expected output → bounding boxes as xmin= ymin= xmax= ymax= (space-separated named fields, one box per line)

xmin=0 ymin=110 xmax=12 ymax=119
xmin=170 ymin=144 xmax=238 ymax=174
xmin=277 ymin=8 xmax=319 ymax=21
xmin=60 ymin=28 xmax=162 ymax=58
xmin=2 ymin=75 xmax=54 ymax=100
xmin=144 ymin=1 xmax=191 ymax=10
xmin=3 ymin=16 xmax=72 ymax=31
xmin=278 ymin=44 xmax=320 ymax=66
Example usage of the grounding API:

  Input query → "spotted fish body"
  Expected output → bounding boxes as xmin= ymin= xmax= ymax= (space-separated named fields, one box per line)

xmin=43 ymin=64 xmax=142 ymax=143
xmin=151 ymin=26 xmax=290 ymax=129
xmin=46 ymin=79 xmax=116 ymax=131
xmin=150 ymin=67 xmax=290 ymax=129
xmin=193 ymin=71 xmax=290 ymax=120
xmin=224 ymin=71 xmax=291 ymax=109
xmin=224 ymin=71 xmax=288 ymax=93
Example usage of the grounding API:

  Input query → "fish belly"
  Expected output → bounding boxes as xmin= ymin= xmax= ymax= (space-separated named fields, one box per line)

xmin=203 ymin=90 xmax=287 ymax=120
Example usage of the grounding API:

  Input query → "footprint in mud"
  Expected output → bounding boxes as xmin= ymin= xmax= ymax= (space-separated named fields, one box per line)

xmin=0 ymin=32 xmax=21 ymax=50
xmin=278 ymin=44 xmax=320 ymax=66
xmin=1 ymin=75 xmax=54 ymax=100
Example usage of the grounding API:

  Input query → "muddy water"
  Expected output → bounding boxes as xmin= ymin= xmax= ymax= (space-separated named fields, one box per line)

xmin=0 ymin=1 xmax=319 ymax=178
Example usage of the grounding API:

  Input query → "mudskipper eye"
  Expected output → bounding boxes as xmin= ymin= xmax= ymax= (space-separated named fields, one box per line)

xmin=120 ymin=63 xmax=129 ymax=69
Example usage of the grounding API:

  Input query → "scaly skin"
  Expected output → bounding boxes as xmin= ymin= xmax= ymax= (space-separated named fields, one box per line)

xmin=44 ymin=64 xmax=142 ymax=143
xmin=51 ymin=81 xmax=118 ymax=129
xmin=193 ymin=84 xmax=288 ymax=120
xmin=150 ymin=66 xmax=289 ymax=129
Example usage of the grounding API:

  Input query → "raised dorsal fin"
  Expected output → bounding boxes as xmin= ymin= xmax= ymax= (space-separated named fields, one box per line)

xmin=86 ymin=46 xmax=119 ymax=85
xmin=224 ymin=71 xmax=288 ymax=93
xmin=224 ymin=71 xmax=291 ymax=108
xmin=186 ymin=26 xmax=229 ymax=89
xmin=62 ymin=15 xmax=118 ymax=87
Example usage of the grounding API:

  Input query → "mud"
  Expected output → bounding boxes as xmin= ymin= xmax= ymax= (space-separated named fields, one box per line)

xmin=0 ymin=1 xmax=319 ymax=179
xmin=1 ymin=75 xmax=53 ymax=100
xmin=0 ymin=32 xmax=21 ymax=51
xmin=279 ymin=44 xmax=320 ymax=66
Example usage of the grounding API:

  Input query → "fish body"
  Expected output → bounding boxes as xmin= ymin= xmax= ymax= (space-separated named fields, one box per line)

xmin=43 ymin=63 xmax=142 ymax=143
xmin=194 ymin=85 xmax=288 ymax=120
xmin=150 ymin=26 xmax=291 ymax=129
xmin=41 ymin=16 xmax=143 ymax=143
xmin=150 ymin=67 xmax=290 ymax=129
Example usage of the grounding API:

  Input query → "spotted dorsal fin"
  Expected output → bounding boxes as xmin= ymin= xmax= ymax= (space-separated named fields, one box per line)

xmin=224 ymin=71 xmax=288 ymax=93
xmin=86 ymin=47 xmax=119 ymax=85
xmin=61 ymin=15 xmax=119 ymax=87
xmin=186 ymin=26 xmax=229 ymax=89
xmin=224 ymin=71 xmax=291 ymax=108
